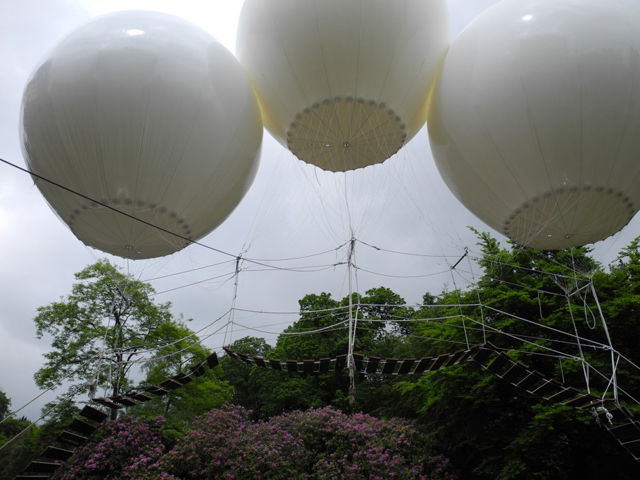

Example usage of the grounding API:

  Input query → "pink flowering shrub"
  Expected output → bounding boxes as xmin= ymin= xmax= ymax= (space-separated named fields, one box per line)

xmin=53 ymin=405 xmax=455 ymax=479
xmin=52 ymin=415 xmax=172 ymax=480
xmin=162 ymin=405 xmax=456 ymax=480
xmin=160 ymin=403 xmax=302 ymax=479
xmin=269 ymin=408 xmax=454 ymax=480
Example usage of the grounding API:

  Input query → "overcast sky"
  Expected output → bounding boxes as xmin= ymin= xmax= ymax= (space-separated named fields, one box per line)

xmin=2 ymin=0 xmax=639 ymax=421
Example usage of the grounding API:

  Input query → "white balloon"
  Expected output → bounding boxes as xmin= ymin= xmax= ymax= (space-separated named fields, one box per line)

xmin=237 ymin=0 xmax=450 ymax=172
xmin=21 ymin=11 xmax=262 ymax=259
xmin=428 ymin=0 xmax=640 ymax=250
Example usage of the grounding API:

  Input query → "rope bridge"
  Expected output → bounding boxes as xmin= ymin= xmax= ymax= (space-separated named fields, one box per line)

xmin=11 ymin=344 xmax=640 ymax=478
xmin=224 ymin=343 xmax=640 ymax=462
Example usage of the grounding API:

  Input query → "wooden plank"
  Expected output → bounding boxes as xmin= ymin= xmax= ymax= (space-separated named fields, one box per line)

xmin=172 ymin=372 xmax=193 ymax=386
xmin=622 ymin=438 xmax=640 ymax=457
xmin=486 ymin=352 xmax=511 ymax=374
xmin=286 ymin=360 xmax=299 ymax=373
xmin=501 ymin=362 xmax=529 ymax=384
xmin=381 ymin=358 xmax=398 ymax=375
xmin=40 ymin=445 xmax=74 ymax=461
xmin=547 ymin=387 xmax=580 ymax=403
xmin=92 ymin=397 xmax=124 ymax=408
xmin=453 ymin=348 xmax=474 ymax=365
xmin=268 ymin=358 xmax=282 ymax=370
xmin=159 ymin=379 xmax=183 ymax=391
xmin=430 ymin=353 xmax=451 ymax=371
xmin=254 ymin=356 xmax=267 ymax=368
xmin=563 ymin=393 xmax=599 ymax=408
xmin=142 ymin=386 xmax=170 ymax=397
xmin=413 ymin=357 xmax=434 ymax=374
xmin=303 ymin=359 xmax=315 ymax=374
xmin=516 ymin=371 xmax=545 ymax=391
xmin=57 ymin=430 xmax=87 ymax=447
xmin=79 ymin=405 xmax=108 ymax=424
xmin=68 ymin=419 xmax=97 ymax=436
xmin=319 ymin=358 xmax=331 ymax=373
xmin=110 ymin=395 xmax=137 ymax=407
xmin=366 ymin=356 xmax=381 ymax=374
xmin=532 ymin=379 xmax=564 ymax=398
xmin=222 ymin=347 xmax=238 ymax=359
xmin=128 ymin=391 xmax=153 ymax=402
xmin=610 ymin=422 xmax=640 ymax=443
xmin=443 ymin=350 xmax=466 ymax=368
xmin=471 ymin=346 xmax=495 ymax=365
xmin=206 ymin=352 xmax=219 ymax=369
xmin=397 ymin=359 xmax=416 ymax=375
xmin=237 ymin=352 xmax=252 ymax=365
xmin=24 ymin=461 xmax=60 ymax=474
xmin=189 ymin=361 xmax=206 ymax=377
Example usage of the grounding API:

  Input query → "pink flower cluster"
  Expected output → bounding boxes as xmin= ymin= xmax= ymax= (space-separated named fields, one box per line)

xmin=52 ymin=415 xmax=171 ymax=480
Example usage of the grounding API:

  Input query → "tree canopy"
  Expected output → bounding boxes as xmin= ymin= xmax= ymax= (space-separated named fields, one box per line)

xmin=32 ymin=260 xmax=229 ymax=415
xmin=11 ymin=234 xmax=640 ymax=479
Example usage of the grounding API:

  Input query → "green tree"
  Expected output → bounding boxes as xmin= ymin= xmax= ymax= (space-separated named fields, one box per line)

xmin=135 ymin=322 xmax=232 ymax=424
xmin=275 ymin=287 xmax=412 ymax=361
xmin=220 ymin=337 xmax=272 ymax=416
xmin=227 ymin=288 xmax=421 ymax=418
xmin=0 ymin=388 xmax=37 ymax=479
xmin=594 ymin=238 xmax=640 ymax=366
xmin=398 ymin=231 xmax=640 ymax=478
xmin=0 ymin=388 xmax=9 ymax=421
xmin=33 ymin=259 xmax=210 ymax=419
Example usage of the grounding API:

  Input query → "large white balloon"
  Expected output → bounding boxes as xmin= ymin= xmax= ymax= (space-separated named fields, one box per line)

xmin=428 ymin=0 xmax=640 ymax=250
xmin=237 ymin=0 xmax=450 ymax=172
xmin=21 ymin=11 xmax=262 ymax=259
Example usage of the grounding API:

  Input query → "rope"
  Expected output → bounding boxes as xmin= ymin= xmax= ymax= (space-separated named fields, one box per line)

xmin=590 ymin=281 xmax=620 ymax=402
xmin=567 ymin=296 xmax=590 ymax=392
xmin=465 ymin=248 xmax=487 ymax=344
xmin=223 ymin=251 xmax=245 ymax=347
xmin=347 ymin=237 xmax=356 ymax=405
xmin=450 ymin=248 xmax=470 ymax=349
xmin=0 ymin=361 xmax=93 ymax=426
xmin=0 ymin=391 xmax=79 ymax=452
